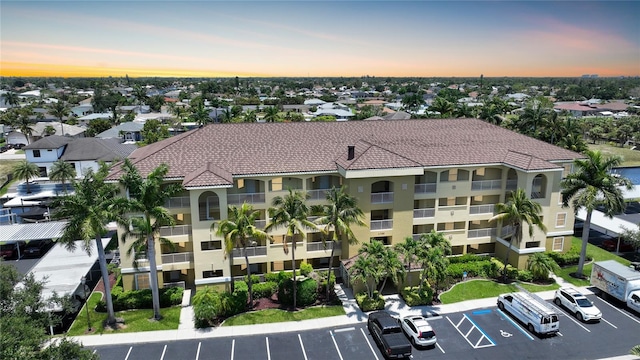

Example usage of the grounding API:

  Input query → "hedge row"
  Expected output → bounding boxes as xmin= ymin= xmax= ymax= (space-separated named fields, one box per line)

xmin=446 ymin=260 xmax=500 ymax=278
xmin=545 ymin=250 xmax=592 ymax=267
xmin=96 ymin=286 xmax=183 ymax=312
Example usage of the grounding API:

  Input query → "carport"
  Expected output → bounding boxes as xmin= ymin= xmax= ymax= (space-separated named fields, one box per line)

xmin=0 ymin=221 xmax=68 ymax=259
xmin=576 ymin=208 xmax=637 ymax=253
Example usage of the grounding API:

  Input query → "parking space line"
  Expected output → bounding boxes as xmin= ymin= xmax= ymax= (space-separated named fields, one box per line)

xmin=446 ymin=315 xmax=495 ymax=349
xmin=435 ymin=342 xmax=445 ymax=354
xmin=298 ymin=334 xmax=308 ymax=360
xmin=595 ymin=297 xmax=640 ymax=325
xmin=231 ymin=339 xmax=235 ymax=360
xmin=464 ymin=314 xmax=496 ymax=346
xmin=496 ymin=309 xmax=534 ymax=341
xmin=360 ymin=327 xmax=380 ymax=360
xmin=548 ymin=303 xmax=590 ymax=332
xmin=266 ymin=337 xmax=271 ymax=360
xmin=330 ymin=331 xmax=344 ymax=360
xmin=334 ymin=327 xmax=355 ymax=333
xmin=601 ymin=317 xmax=618 ymax=329
xmin=124 ymin=346 xmax=132 ymax=360
xmin=195 ymin=342 xmax=201 ymax=360
xmin=160 ymin=344 xmax=167 ymax=360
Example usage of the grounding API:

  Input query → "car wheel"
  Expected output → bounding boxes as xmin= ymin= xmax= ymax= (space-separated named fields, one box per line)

xmin=576 ymin=312 xmax=583 ymax=322
xmin=527 ymin=323 xmax=535 ymax=334
xmin=554 ymin=298 xmax=562 ymax=306
xmin=411 ymin=337 xmax=416 ymax=347
xmin=498 ymin=302 xmax=504 ymax=310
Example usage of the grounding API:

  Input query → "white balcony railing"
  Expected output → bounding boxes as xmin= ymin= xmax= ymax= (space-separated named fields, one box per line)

xmin=471 ymin=179 xmax=502 ymax=191
xmin=159 ymin=224 xmax=192 ymax=237
xmin=370 ymin=219 xmax=393 ymax=231
xmin=501 ymin=225 xmax=514 ymax=237
xmin=506 ymin=180 xmax=517 ymax=190
xmin=161 ymin=252 xmax=193 ymax=264
xmin=414 ymin=183 xmax=437 ymax=194
xmin=232 ymin=246 xmax=267 ymax=258
xmin=468 ymin=228 xmax=497 ymax=238
xmin=307 ymin=241 xmax=341 ymax=252
xmin=469 ymin=204 xmax=495 ymax=215
xmin=254 ymin=219 xmax=267 ymax=229
xmin=371 ymin=192 xmax=394 ymax=204
xmin=307 ymin=189 xmax=328 ymax=200
xmin=164 ymin=196 xmax=190 ymax=208
xmin=413 ymin=208 xmax=435 ymax=218
xmin=228 ymin=192 xmax=266 ymax=205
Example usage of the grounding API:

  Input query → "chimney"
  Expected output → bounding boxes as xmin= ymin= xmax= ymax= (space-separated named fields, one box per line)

xmin=347 ymin=145 xmax=355 ymax=160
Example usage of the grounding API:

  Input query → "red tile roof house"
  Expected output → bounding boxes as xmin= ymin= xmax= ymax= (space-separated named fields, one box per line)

xmin=107 ymin=118 xmax=582 ymax=292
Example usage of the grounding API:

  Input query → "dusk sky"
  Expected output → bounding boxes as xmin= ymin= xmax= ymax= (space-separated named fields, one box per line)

xmin=1 ymin=1 xmax=639 ymax=78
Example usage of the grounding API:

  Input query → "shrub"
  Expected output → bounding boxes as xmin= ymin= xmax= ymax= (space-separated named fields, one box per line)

xmin=96 ymin=286 xmax=184 ymax=312
xmin=447 ymin=260 xmax=497 ymax=278
xmin=277 ymin=278 xmax=318 ymax=307
xmin=318 ymin=271 xmax=337 ymax=293
xmin=517 ymin=270 xmax=534 ymax=282
xmin=355 ymin=292 xmax=385 ymax=311
xmin=252 ymin=281 xmax=278 ymax=298
xmin=265 ymin=272 xmax=281 ymax=283
xmin=244 ymin=274 xmax=261 ymax=285
xmin=545 ymin=251 xmax=590 ymax=267
xmin=300 ymin=261 xmax=313 ymax=277
xmin=401 ymin=286 xmax=433 ymax=306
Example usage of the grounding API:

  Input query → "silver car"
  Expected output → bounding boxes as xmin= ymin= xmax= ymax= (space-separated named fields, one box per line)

xmin=400 ymin=315 xmax=437 ymax=348
xmin=554 ymin=288 xmax=602 ymax=322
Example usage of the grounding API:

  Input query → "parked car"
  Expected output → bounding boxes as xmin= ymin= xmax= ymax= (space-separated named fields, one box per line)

xmin=601 ymin=239 xmax=635 ymax=253
xmin=0 ymin=242 xmax=25 ymax=259
xmin=554 ymin=287 xmax=602 ymax=322
xmin=23 ymin=240 xmax=52 ymax=258
xmin=367 ymin=311 xmax=412 ymax=359
xmin=399 ymin=315 xmax=437 ymax=348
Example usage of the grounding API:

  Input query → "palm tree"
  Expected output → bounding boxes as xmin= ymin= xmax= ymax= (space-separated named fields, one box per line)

xmin=1 ymin=91 xmax=19 ymax=107
xmin=630 ymin=345 xmax=640 ymax=356
xmin=43 ymin=125 xmax=56 ymax=136
xmin=263 ymin=106 xmax=280 ymax=123
xmin=49 ymin=101 xmax=70 ymax=135
xmin=213 ymin=203 xmax=270 ymax=306
xmin=429 ymin=97 xmax=454 ymax=118
xmin=118 ymin=159 xmax=184 ymax=320
xmin=526 ymin=252 xmax=559 ymax=281
xmin=50 ymin=164 xmax=130 ymax=326
xmin=490 ymin=188 xmax=547 ymax=282
xmin=132 ymin=84 xmax=148 ymax=107
xmin=15 ymin=107 xmax=35 ymax=144
xmin=359 ymin=240 xmax=404 ymax=294
xmin=266 ymin=189 xmax=318 ymax=309
xmin=417 ymin=230 xmax=451 ymax=291
xmin=13 ymin=160 xmax=40 ymax=194
xmin=349 ymin=254 xmax=379 ymax=299
xmin=49 ymin=159 xmax=76 ymax=194
xmin=311 ymin=186 xmax=365 ymax=302
xmin=561 ymin=150 xmax=632 ymax=278
xmin=243 ymin=110 xmax=257 ymax=123
xmin=395 ymin=237 xmax=420 ymax=290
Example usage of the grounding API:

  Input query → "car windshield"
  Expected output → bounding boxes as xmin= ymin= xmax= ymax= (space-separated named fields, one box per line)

xmin=576 ymin=298 xmax=593 ymax=307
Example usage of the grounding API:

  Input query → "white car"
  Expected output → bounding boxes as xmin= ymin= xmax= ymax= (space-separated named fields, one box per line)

xmin=400 ymin=315 xmax=437 ymax=348
xmin=554 ymin=288 xmax=602 ymax=322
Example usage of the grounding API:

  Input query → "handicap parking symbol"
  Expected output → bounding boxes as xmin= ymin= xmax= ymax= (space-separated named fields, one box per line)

xmin=500 ymin=330 xmax=513 ymax=338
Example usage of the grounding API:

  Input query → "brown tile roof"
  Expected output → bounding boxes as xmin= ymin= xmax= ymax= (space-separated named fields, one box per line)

xmin=106 ymin=119 xmax=581 ymax=186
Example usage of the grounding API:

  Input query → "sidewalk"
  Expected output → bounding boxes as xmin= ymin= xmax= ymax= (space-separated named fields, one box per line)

xmin=70 ymin=276 xmax=636 ymax=360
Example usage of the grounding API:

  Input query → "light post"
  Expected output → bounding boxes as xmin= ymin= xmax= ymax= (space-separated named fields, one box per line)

xmin=81 ymin=275 xmax=91 ymax=332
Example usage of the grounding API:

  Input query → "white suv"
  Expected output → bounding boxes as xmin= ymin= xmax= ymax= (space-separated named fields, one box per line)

xmin=400 ymin=315 xmax=437 ymax=348
xmin=554 ymin=288 xmax=602 ymax=322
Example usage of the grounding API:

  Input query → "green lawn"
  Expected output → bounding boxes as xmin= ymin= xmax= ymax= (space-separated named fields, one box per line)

xmin=66 ymin=292 xmax=181 ymax=335
xmin=222 ymin=306 xmax=345 ymax=326
xmin=588 ymin=143 xmax=640 ymax=167
xmin=554 ymin=237 xmax=631 ymax=287
xmin=439 ymin=279 xmax=559 ymax=304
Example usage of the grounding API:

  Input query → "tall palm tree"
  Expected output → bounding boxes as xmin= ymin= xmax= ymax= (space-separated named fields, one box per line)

xmin=359 ymin=240 xmax=404 ymax=294
xmin=395 ymin=237 xmax=420 ymax=290
xmin=213 ymin=203 xmax=270 ymax=306
xmin=118 ymin=159 xmax=184 ymax=320
xmin=13 ymin=160 xmax=40 ymax=194
xmin=49 ymin=101 xmax=70 ymax=135
xmin=417 ymin=230 xmax=451 ymax=291
xmin=312 ymin=186 xmax=365 ymax=302
xmin=1 ymin=91 xmax=19 ymax=107
xmin=266 ymin=189 xmax=318 ymax=309
xmin=15 ymin=107 xmax=35 ymax=144
xmin=490 ymin=188 xmax=547 ymax=282
xmin=561 ymin=150 xmax=632 ymax=277
xmin=51 ymin=164 xmax=130 ymax=326
xmin=49 ymin=159 xmax=76 ymax=194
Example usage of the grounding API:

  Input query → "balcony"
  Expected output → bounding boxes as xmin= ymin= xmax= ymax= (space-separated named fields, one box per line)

xmin=501 ymin=225 xmax=514 ymax=237
xmin=370 ymin=219 xmax=393 ymax=231
xmin=371 ymin=192 xmax=394 ymax=204
xmin=413 ymin=208 xmax=435 ymax=218
xmin=471 ymin=179 xmax=502 ymax=191
xmin=254 ymin=219 xmax=267 ymax=228
xmin=506 ymin=180 xmax=517 ymax=190
xmin=307 ymin=189 xmax=328 ymax=201
xmin=228 ymin=192 xmax=266 ymax=205
xmin=414 ymin=183 xmax=437 ymax=194
xmin=159 ymin=224 xmax=192 ymax=237
xmin=161 ymin=252 xmax=193 ymax=264
xmin=469 ymin=204 xmax=495 ymax=215
xmin=307 ymin=241 xmax=341 ymax=252
xmin=468 ymin=228 xmax=497 ymax=238
xmin=232 ymin=246 xmax=267 ymax=258
xmin=164 ymin=196 xmax=190 ymax=208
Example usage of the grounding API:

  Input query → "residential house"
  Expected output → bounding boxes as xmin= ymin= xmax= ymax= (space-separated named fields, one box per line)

xmin=96 ymin=121 xmax=145 ymax=142
xmin=106 ymin=119 xmax=581 ymax=292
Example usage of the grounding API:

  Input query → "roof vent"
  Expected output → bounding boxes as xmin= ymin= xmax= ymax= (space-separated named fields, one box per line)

xmin=347 ymin=145 xmax=355 ymax=160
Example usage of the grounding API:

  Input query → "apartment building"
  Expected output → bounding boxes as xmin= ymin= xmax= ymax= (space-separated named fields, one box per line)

xmin=107 ymin=119 xmax=581 ymax=291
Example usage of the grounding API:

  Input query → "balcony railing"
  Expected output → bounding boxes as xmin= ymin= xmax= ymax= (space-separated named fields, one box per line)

xmin=471 ymin=179 xmax=502 ymax=191
xmin=371 ymin=192 xmax=394 ymax=204
xmin=232 ymin=246 xmax=267 ymax=258
xmin=307 ymin=241 xmax=341 ymax=252
xmin=413 ymin=208 xmax=435 ymax=218
xmin=414 ymin=183 xmax=437 ymax=194
xmin=530 ymin=191 xmax=544 ymax=199
xmin=159 ymin=224 xmax=192 ymax=237
xmin=164 ymin=196 xmax=190 ymax=208
xmin=161 ymin=252 xmax=193 ymax=264
xmin=254 ymin=219 xmax=267 ymax=228
xmin=370 ymin=219 xmax=393 ymax=231
xmin=468 ymin=228 xmax=497 ymax=238
xmin=469 ymin=204 xmax=495 ymax=215
xmin=307 ymin=189 xmax=328 ymax=200
xmin=506 ymin=180 xmax=517 ymax=190
xmin=501 ymin=225 xmax=514 ymax=237
xmin=228 ymin=192 xmax=266 ymax=205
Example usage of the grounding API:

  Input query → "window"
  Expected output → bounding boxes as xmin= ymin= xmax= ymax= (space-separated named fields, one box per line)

xmin=201 ymin=240 xmax=222 ymax=251
xmin=552 ymin=237 xmax=564 ymax=252
xmin=33 ymin=150 xmax=41 ymax=158
xmin=135 ymin=273 xmax=150 ymax=290
xmin=556 ymin=213 xmax=567 ymax=227
xmin=525 ymin=241 xmax=540 ymax=248
xmin=202 ymin=270 xmax=223 ymax=278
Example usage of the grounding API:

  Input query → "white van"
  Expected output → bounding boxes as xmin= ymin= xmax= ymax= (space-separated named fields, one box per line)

xmin=497 ymin=291 xmax=560 ymax=335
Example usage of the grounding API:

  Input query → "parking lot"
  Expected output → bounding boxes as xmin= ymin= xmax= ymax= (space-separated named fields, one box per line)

xmin=91 ymin=293 xmax=640 ymax=360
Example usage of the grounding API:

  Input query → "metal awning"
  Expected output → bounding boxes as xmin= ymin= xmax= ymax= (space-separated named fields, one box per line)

xmin=0 ymin=221 xmax=67 ymax=244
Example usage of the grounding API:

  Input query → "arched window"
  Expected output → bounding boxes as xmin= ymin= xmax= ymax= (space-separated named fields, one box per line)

xmin=531 ymin=174 xmax=547 ymax=199
xmin=198 ymin=191 xmax=220 ymax=221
